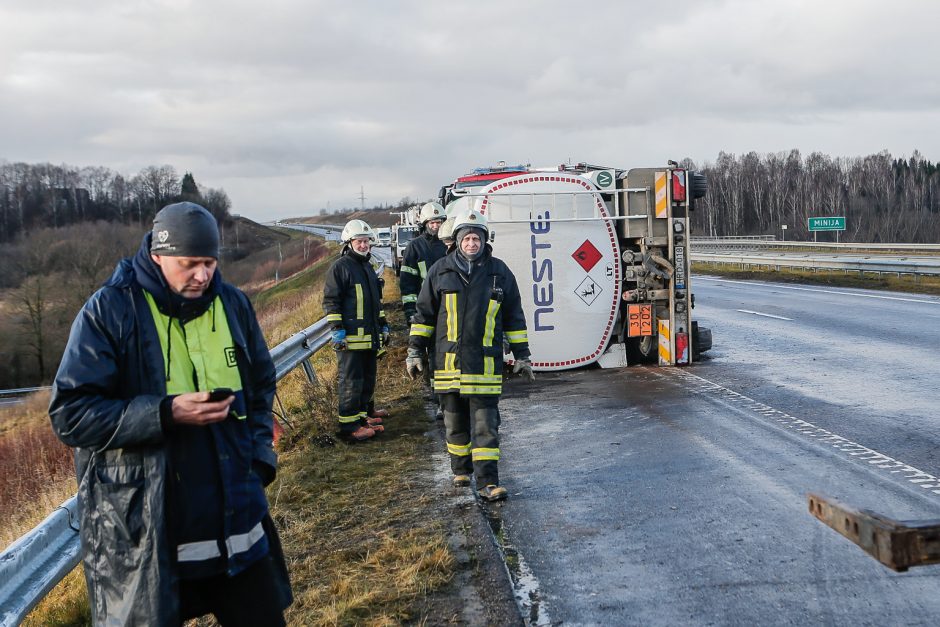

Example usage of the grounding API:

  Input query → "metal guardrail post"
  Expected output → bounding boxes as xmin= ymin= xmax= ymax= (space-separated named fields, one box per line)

xmin=691 ymin=252 xmax=940 ymax=276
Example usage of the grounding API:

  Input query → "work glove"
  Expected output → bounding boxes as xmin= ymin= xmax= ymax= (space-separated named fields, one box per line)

xmin=380 ymin=325 xmax=390 ymax=346
xmin=331 ymin=329 xmax=347 ymax=350
xmin=405 ymin=347 xmax=424 ymax=380
xmin=512 ymin=358 xmax=535 ymax=381
xmin=404 ymin=306 xmax=417 ymax=326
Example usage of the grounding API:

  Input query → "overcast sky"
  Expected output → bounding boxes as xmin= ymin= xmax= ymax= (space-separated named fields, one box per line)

xmin=2 ymin=0 xmax=938 ymax=223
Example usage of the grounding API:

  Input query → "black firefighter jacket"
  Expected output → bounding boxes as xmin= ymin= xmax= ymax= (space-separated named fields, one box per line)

xmin=409 ymin=246 xmax=530 ymax=396
xmin=399 ymin=230 xmax=447 ymax=312
xmin=48 ymin=235 xmax=291 ymax=625
xmin=323 ymin=249 xmax=387 ymax=350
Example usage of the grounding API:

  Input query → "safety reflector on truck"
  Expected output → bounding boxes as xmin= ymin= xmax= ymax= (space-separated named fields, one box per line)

xmin=675 ymin=331 xmax=690 ymax=365
xmin=658 ymin=319 xmax=671 ymax=365
xmin=655 ymin=171 xmax=668 ymax=218
xmin=627 ymin=304 xmax=653 ymax=337
xmin=672 ymin=170 xmax=687 ymax=202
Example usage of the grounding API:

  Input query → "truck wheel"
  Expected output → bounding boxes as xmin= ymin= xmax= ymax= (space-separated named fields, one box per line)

xmin=625 ymin=335 xmax=658 ymax=365
xmin=692 ymin=321 xmax=712 ymax=360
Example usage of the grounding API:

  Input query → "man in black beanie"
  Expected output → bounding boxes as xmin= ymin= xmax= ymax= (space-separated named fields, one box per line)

xmin=50 ymin=201 xmax=293 ymax=625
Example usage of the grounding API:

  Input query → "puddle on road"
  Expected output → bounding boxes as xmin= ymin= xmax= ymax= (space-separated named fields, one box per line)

xmin=480 ymin=502 xmax=553 ymax=627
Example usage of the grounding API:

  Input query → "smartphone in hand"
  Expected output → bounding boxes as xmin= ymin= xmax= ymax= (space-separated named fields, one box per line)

xmin=207 ymin=388 xmax=234 ymax=402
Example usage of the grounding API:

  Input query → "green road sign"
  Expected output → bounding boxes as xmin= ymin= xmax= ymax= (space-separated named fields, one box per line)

xmin=808 ymin=216 xmax=845 ymax=231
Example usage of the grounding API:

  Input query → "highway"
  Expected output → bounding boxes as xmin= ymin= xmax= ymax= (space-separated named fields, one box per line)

xmin=492 ymin=276 xmax=940 ymax=626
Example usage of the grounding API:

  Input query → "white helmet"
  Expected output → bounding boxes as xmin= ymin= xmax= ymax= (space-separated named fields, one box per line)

xmin=444 ymin=196 xmax=473 ymax=218
xmin=452 ymin=209 xmax=489 ymax=239
xmin=341 ymin=219 xmax=375 ymax=243
xmin=439 ymin=215 xmax=457 ymax=243
xmin=419 ymin=202 xmax=445 ymax=225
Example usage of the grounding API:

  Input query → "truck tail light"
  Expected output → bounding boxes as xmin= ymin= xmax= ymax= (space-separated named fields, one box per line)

xmin=672 ymin=170 xmax=687 ymax=202
xmin=676 ymin=331 xmax=689 ymax=365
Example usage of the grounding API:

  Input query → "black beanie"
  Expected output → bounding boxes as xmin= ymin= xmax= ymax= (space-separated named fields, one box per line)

xmin=454 ymin=226 xmax=486 ymax=246
xmin=150 ymin=202 xmax=220 ymax=259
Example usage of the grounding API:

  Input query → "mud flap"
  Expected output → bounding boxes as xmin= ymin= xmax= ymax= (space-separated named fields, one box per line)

xmin=596 ymin=343 xmax=629 ymax=368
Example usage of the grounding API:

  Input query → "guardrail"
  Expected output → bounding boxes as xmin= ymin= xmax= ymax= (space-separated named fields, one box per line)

xmin=0 ymin=386 xmax=52 ymax=398
xmin=692 ymin=238 xmax=940 ymax=253
xmin=692 ymin=252 xmax=940 ymax=277
xmin=0 ymin=258 xmax=385 ymax=626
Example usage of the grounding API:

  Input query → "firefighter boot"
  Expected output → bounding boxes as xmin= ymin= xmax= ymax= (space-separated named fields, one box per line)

xmin=452 ymin=474 xmax=471 ymax=488
xmin=477 ymin=485 xmax=507 ymax=502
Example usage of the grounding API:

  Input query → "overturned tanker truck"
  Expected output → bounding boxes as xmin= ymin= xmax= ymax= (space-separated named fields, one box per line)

xmin=438 ymin=161 xmax=712 ymax=371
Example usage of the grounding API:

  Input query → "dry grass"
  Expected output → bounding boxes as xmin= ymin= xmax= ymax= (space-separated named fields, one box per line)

xmin=269 ymin=268 xmax=457 ymax=625
xmin=17 ymin=260 xmax=456 ymax=626
xmin=0 ymin=391 xmax=87 ymax=626
xmin=0 ymin=391 xmax=76 ymax=550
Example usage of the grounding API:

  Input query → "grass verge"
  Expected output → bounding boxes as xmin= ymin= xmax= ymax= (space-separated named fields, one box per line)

xmin=694 ymin=262 xmax=940 ymax=296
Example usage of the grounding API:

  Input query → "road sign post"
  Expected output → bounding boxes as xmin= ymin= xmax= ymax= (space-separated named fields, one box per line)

xmin=808 ymin=216 xmax=845 ymax=243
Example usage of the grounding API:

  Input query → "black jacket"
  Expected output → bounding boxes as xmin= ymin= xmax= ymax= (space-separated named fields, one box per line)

xmin=399 ymin=231 xmax=447 ymax=312
xmin=409 ymin=246 xmax=530 ymax=396
xmin=323 ymin=249 xmax=386 ymax=350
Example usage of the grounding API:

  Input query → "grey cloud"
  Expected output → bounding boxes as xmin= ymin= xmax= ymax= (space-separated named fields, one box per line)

xmin=2 ymin=0 xmax=939 ymax=221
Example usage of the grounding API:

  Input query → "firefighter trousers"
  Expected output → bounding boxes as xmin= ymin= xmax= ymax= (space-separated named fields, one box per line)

xmin=442 ymin=393 xmax=501 ymax=486
xmin=336 ymin=349 xmax=377 ymax=433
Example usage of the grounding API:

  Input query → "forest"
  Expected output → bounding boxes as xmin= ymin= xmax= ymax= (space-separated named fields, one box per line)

xmin=688 ymin=149 xmax=940 ymax=242
xmin=0 ymin=162 xmax=333 ymax=389
xmin=0 ymin=162 xmax=232 ymax=243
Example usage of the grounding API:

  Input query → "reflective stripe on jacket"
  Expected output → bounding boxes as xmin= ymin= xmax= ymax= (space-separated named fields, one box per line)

xmin=399 ymin=231 xmax=447 ymax=306
xmin=409 ymin=246 xmax=530 ymax=395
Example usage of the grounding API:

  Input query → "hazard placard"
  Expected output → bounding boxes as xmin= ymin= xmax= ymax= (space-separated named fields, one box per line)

xmin=572 ymin=239 xmax=602 ymax=272
xmin=627 ymin=304 xmax=653 ymax=337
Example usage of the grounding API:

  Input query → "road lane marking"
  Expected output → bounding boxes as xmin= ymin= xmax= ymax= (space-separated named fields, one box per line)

xmin=661 ymin=368 xmax=940 ymax=497
xmin=698 ymin=276 xmax=940 ymax=306
xmin=736 ymin=309 xmax=793 ymax=320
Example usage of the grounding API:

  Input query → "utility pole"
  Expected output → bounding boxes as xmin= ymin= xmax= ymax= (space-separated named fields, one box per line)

xmin=359 ymin=186 xmax=366 ymax=212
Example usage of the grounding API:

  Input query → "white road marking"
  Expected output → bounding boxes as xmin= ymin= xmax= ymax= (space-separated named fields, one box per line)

xmin=699 ymin=276 xmax=940 ymax=306
xmin=662 ymin=368 xmax=940 ymax=497
xmin=735 ymin=309 xmax=793 ymax=320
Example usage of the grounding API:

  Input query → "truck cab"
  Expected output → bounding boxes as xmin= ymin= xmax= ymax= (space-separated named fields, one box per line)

xmin=391 ymin=223 xmax=419 ymax=275
xmin=375 ymin=228 xmax=392 ymax=247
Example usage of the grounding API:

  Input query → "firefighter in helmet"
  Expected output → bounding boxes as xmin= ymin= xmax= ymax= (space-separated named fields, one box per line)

xmin=399 ymin=202 xmax=449 ymax=417
xmin=399 ymin=202 xmax=448 ymax=323
xmin=323 ymin=219 xmax=390 ymax=441
xmin=406 ymin=210 xmax=534 ymax=501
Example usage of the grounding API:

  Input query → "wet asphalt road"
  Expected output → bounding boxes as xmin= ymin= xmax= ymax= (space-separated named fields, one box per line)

xmin=492 ymin=276 xmax=940 ymax=626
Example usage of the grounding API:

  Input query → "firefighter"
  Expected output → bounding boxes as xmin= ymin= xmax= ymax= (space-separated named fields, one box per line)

xmin=323 ymin=219 xmax=390 ymax=442
xmin=399 ymin=201 xmax=447 ymax=323
xmin=406 ymin=210 xmax=534 ymax=501
xmin=399 ymin=202 xmax=448 ymax=417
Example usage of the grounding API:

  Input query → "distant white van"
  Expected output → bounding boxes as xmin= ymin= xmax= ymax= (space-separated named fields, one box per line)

xmin=375 ymin=228 xmax=392 ymax=246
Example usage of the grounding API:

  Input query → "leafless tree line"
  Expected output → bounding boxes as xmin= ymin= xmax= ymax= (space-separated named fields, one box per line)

xmin=686 ymin=149 xmax=940 ymax=242
xmin=0 ymin=161 xmax=232 ymax=243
